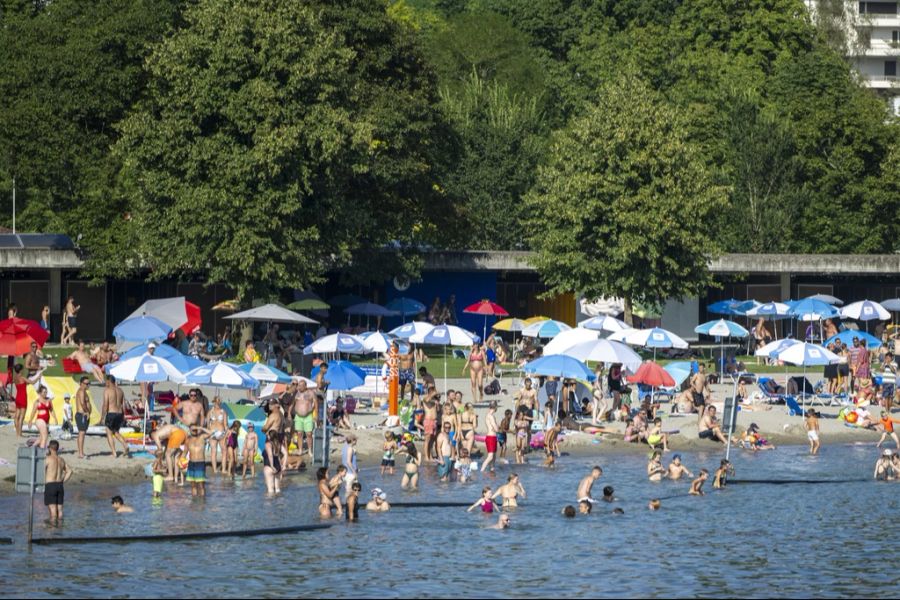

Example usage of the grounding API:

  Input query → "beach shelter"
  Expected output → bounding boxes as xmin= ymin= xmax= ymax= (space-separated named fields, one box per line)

xmin=26 ymin=376 xmax=101 ymax=425
xmin=776 ymin=343 xmax=841 ymax=415
xmin=543 ymin=328 xmax=600 ymax=356
xmin=409 ymin=324 xmax=478 ymax=393
xmin=463 ymin=300 xmax=509 ymax=344
xmin=522 ymin=319 xmax=572 ymax=339
xmin=559 ymin=339 xmax=642 ymax=374
xmin=127 ymin=297 xmax=201 ymax=336
xmin=694 ymin=319 xmax=750 ymax=373
xmin=627 ymin=361 xmax=675 ymax=387
xmin=0 ymin=317 xmax=50 ymax=355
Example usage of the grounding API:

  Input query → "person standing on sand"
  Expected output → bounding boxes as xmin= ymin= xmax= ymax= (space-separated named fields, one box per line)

xmin=44 ymin=440 xmax=73 ymax=523
xmin=74 ymin=376 xmax=92 ymax=459
xmin=805 ymin=409 xmax=820 ymax=455
xmin=577 ymin=466 xmax=603 ymax=503
xmin=101 ymin=376 xmax=130 ymax=458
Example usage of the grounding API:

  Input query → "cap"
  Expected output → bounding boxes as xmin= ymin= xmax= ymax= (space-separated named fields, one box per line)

xmin=371 ymin=488 xmax=387 ymax=500
xmin=748 ymin=423 xmax=759 ymax=432
xmin=63 ymin=393 xmax=71 ymax=399
xmin=148 ymin=342 xmax=157 ymax=349
xmin=885 ymin=449 xmax=893 ymax=457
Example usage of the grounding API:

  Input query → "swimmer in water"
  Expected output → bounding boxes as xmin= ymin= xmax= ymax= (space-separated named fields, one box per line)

xmin=713 ymin=459 xmax=734 ymax=489
xmin=346 ymin=481 xmax=362 ymax=522
xmin=690 ymin=469 xmax=709 ymax=496
xmin=491 ymin=513 xmax=511 ymax=530
xmin=601 ymin=486 xmax=616 ymax=502
xmin=493 ymin=473 xmax=526 ymax=509
xmin=647 ymin=451 xmax=666 ymax=482
xmin=874 ymin=449 xmax=895 ymax=480
xmin=612 ymin=507 xmax=624 ymax=515
xmin=467 ymin=486 xmax=498 ymax=514
xmin=366 ymin=488 xmax=391 ymax=512
xmin=648 ymin=499 xmax=661 ymax=511
xmin=578 ymin=500 xmax=592 ymax=514
xmin=562 ymin=505 xmax=576 ymax=518
xmin=577 ymin=466 xmax=603 ymax=503
xmin=666 ymin=454 xmax=694 ymax=480
xmin=111 ymin=495 xmax=134 ymax=513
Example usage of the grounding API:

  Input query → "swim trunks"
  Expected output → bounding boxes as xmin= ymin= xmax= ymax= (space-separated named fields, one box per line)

xmin=105 ymin=412 xmax=124 ymax=433
xmin=294 ymin=413 xmax=315 ymax=433
xmin=167 ymin=427 xmax=187 ymax=450
xmin=698 ymin=429 xmax=717 ymax=441
xmin=485 ymin=435 xmax=498 ymax=453
xmin=647 ymin=434 xmax=662 ymax=446
xmin=437 ymin=456 xmax=452 ymax=478
xmin=75 ymin=413 xmax=90 ymax=433
xmin=152 ymin=474 xmax=164 ymax=494
xmin=423 ymin=418 xmax=436 ymax=436
xmin=186 ymin=461 xmax=206 ymax=483
xmin=691 ymin=391 xmax=705 ymax=407
xmin=497 ymin=432 xmax=507 ymax=446
xmin=67 ymin=316 xmax=77 ymax=329
xmin=381 ymin=458 xmax=395 ymax=467
xmin=577 ymin=497 xmax=596 ymax=504
xmin=807 ymin=431 xmax=819 ymax=442
xmin=399 ymin=368 xmax=415 ymax=385
xmin=44 ymin=481 xmax=64 ymax=506
xmin=79 ymin=360 xmax=94 ymax=373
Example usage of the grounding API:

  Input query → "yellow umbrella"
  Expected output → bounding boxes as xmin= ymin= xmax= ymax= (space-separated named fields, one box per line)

xmin=493 ymin=318 xmax=528 ymax=332
xmin=524 ymin=316 xmax=550 ymax=325
xmin=212 ymin=299 xmax=239 ymax=312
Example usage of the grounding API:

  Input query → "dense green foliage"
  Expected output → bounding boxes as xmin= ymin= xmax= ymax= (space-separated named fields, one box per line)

xmin=1 ymin=0 xmax=899 ymax=301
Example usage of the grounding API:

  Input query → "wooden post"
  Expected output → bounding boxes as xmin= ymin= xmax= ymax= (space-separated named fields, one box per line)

xmin=388 ymin=344 xmax=399 ymax=416
xmin=27 ymin=445 xmax=36 ymax=546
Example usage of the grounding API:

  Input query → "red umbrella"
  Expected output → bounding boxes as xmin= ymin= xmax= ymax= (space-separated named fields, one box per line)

xmin=463 ymin=300 xmax=509 ymax=343
xmin=0 ymin=317 xmax=50 ymax=356
xmin=181 ymin=301 xmax=202 ymax=335
xmin=627 ymin=361 xmax=675 ymax=388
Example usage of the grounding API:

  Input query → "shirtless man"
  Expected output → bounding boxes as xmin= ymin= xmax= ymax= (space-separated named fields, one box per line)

xmin=481 ymin=401 xmax=499 ymax=473
xmin=74 ymin=376 xmax=92 ymax=459
xmin=516 ymin=378 xmax=538 ymax=414
xmin=92 ymin=342 xmax=115 ymax=369
xmin=153 ymin=390 xmax=205 ymax=479
xmin=544 ymin=421 xmax=562 ymax=465
xmin=492 ymin=473 xmax=526 ymax=508
xmin=69 ymin=341 xmax=104 ymax=383
xmin=423 ymin=390 xmax=439 ymax=461
xmin=185 ymin=426 xmax=212 ymax=497
xmin=292 ymin=386 xmax=315 ymax=456
xmin=263 ymin=398 xmax=284 ymax=436
xmin=24 ymin=342 xmax=41 ymax=377
xmin=100 ymin=376 xmax=130 ymax=458
xmin=62 ymin=296 xmax=79 ymax=345
xmin=440 ymin=402 xmax=459 ymax=461
xmin=491 ymin=514 xmax=511 ymax=530
xmin=436 ymin=422 xmax=453 ymax=482
xmin=690 ymin=469 xmax=709 ymax=496
xmin=666 ymin=454 xmax=694 ymax=480
xmin=577 ymin=466 xmax=603 ymax=503
xmin=44 ymin=440 xmax=73 ymax=522
xmin=397 ymin=343 xmax=416 ymax=403
xmin=698 ymin=406 xmax=728 ymax=444
xmin=690 ymin=367 xmax=709 ymax=416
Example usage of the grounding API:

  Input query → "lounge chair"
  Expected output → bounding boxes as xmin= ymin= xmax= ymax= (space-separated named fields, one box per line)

xmin=784 ymin=395 xmax=805 ymax=416
xmin=757 ymin=377 xmax=787 ymax=403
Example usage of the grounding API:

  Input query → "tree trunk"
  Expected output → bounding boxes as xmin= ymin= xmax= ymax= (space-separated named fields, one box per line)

xmin=623 ymin=297 xmax=634 ymax=327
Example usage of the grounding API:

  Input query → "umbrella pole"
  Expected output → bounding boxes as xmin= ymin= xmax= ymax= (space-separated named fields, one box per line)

xmin=443 ymin=346 xmax=447 ymax=396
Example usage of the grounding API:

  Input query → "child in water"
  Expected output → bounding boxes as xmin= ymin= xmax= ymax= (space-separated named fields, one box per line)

xmin=467 ymin=486 xmax=498 ymax=513
xmin=225 ymin=420 xmax=241 ymax=478
xmin=713 ymin=459 xmax=734 ymax=489
xmin=499 ymin=409 xmax=513 ymax=460
xmin=690 ymin=469 xmax=708 ymax=496
xmin=455 ymin=447 xmax=474 ymax=482
xmin=381 ymin=432 xmax=398 ymax=476
xmin=151 ymin=450 xmax=166 ymax=498
xmin=805 ymin=410 xmax=820 ymax=455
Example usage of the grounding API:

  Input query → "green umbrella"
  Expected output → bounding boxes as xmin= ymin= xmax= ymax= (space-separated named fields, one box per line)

xmin=288 ymin=299 xmax=330 ymax=311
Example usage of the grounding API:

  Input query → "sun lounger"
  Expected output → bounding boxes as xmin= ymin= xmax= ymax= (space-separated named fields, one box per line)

xmin=784 ymin=395 xmax=805 ymax=416
xmin=757 ymin=377 xmax=786 ymax=403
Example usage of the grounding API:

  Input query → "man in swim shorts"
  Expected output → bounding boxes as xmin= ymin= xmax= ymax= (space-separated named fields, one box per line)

xmin=576 ymin=466 xmax=603 ymax=503
xmin=437 ymin=422 xmax=453 ymax=482
xmin=293 ymin=387 xmax=316 ymax=456
xmin=69 ymin=341 xmax=105 ymax=384
xmin=397 ymin=343 xmax=416 ymax=403
xmin=185 ymin=426 xmax=212 ymax=497
xmin=481 ymin=401 xmax=499 ymax=473
xmin=44 ymin=440 xmax=72 ymax=523
xmin=75 ymin=376 xmax=92 ymax=459
xmin=698 ymin=406 xmax=728 ymax=444
xmin=101 ymin=375 xmax=130 ymax=459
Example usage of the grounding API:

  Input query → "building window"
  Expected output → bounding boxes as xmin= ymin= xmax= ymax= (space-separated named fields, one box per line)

xmin=859 ymin=1 xmax=899 ymax=14
xmin=893 ymin=30 xmax=900 ymax=45
xmin=887 ymin=60 xmax=898 ymax=77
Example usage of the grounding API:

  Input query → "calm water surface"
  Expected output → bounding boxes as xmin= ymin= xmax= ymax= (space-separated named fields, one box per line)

xmin=0 ymin=443 xmax=896 ymax=598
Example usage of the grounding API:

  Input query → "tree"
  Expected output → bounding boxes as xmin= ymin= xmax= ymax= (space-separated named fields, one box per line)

xmin=525 ymin=75 xmax=727 ymax=323
xmin=115 ymin=0 xmax=450 ymax=303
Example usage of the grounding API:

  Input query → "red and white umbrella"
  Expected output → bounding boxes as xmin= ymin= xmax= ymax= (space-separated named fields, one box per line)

xmin=128 ymin=297 xmax=202 ymax=336
xmin=463 ymin=300 xmax=509 ymax=343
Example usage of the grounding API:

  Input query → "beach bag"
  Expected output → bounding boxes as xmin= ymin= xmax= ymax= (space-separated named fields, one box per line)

xmin=484 ymin=379 xmax=501 ymax=395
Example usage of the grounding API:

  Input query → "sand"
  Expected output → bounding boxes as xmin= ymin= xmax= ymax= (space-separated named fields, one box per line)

xmin=0 ymin=374 xmax=882 ymax=494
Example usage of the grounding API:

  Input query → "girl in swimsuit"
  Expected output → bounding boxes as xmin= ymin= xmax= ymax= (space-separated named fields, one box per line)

xmin=399 ymin=441 xmax=420 ymax=490
xmin=647 ymin=451 xmax=666 ymax=482
xmin=460 ymin=403 xmax=478 ymax=455
xmin=462 ymin=343 xmax=486 ymax=404
xmin=467 ymin=486 xmax=497 ymax=514
xmin=224 ymin=420 xmax=240 ymax=477
xmin=514 ymin=408 xmax=529 ymax=465
xmin=207 ymin=396 xmax=228 ymax=474
xmin=13 ymin=364 xmax=43 ymax=438
xmin=27 ymin=386 xmax=56 ymax=449
xmin=263 ymin=430 xmax=282 ymax=495
xmin=441 ymin=403 xmax=459 ymax=460
xmin=381 ymin=432 xmax=398 ymax=476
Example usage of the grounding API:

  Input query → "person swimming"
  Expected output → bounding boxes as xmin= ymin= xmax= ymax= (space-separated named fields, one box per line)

xmin=690 ymin=470 xmax=709 ymax=496
xmin=467 ymin=486 xmax=498 ymax=514
xmin=874 ymin=449 xmax=895 ymax=481
xmin=647 ymin=451 xmax=666 ymax=482
xmin=648 ymin=499 xmax=661 ymax=511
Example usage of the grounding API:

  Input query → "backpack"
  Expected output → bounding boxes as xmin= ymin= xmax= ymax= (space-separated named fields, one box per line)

xmin=484 ymin=379 xmax=501 ymax=395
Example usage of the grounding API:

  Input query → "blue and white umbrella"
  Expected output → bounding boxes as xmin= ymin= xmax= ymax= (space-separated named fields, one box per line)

xmin=386 ymin=297 xmax=426 ymax=318
xmin=303 ymin=333 xmax=368 ymax=355
xmin=616 ymin=327 xmax=689 ymax=349
xmin=841 ymin=300 xmax=890 ymax=322
xmin=775 ymin=342 xmax=841 ymax=414
xmin=524 ymin=355 xmax=596 ymax=381
xmin=543 ymin=328 xmax=599 ymax=356
xmin=108 ymin=353 xmax=185 ymax=383
xmin=746 ymin=302 xmax=791 ymax=320
xmin=823 ymin=330 xmax=882 ymax=350
xmin=360 ymin=331 xmax=409 ymax=355
xmin=789 ymin=298 xmax=840 ymax=322
xmin=694 ymin=319 xmax=750 ymax=338
xmin=522 ymin=319 xmax=572 ymax=339
xmin=754 ymin=338 xmax=801 ymax=358
xmin=559 ymin=339 xmax=642 ymax=374
xmin=116 ymin=343 xmax=204 ymax=373
xmin=183 ymin=361 xmax=259 ymax=389
xmin=731 ymin=300 xmax=761 ymax=316
xmin=664 ymin=361 xmax=693 ymax=387
xmin=239 ymin=362 xmax=293 ymax=384
xmin=707 ymin=299 xmax=742 ymax=315
xmin=112 ymin=315 xmax=172 ymax=342
xmin=408 ymin=324 xmax=478 ymax=393
xmin=578 ymin=315 xmax=629 ymax=333
xmin=390 ymin=321 xmax=435 ymax=340
xmin=318 ymin=360 xmax=366 ymax=391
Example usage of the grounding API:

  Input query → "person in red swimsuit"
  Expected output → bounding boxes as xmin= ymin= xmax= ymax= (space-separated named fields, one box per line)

xmin=12 ymin=363 xmax=44 ymax=438
xmin=27 ymin=385 xmax=56 ymax=448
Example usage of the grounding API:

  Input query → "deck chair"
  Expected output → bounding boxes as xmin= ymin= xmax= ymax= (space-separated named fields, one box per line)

xmin=812 ymin=380 xmax=849 ymax=407
xmin=784 ymin=395 xmax=805 ymax=416
xmin=757 ymin=377 xmax=787 ymax=403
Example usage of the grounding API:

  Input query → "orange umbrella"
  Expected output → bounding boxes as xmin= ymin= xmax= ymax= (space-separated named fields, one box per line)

xmin=626 ymin=361 xmax=675 ymax=388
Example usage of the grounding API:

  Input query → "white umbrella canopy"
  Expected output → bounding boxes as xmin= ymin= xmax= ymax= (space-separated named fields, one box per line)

xmin=108 ymin=353 xmax=186 ymax=383
xmin=542 ymin=327 xmax=599 ymax=356
xmin=225 ymin=304 xmax=318 ymax=324
xmin=128 ymin=297 xmax=192 ymax=331
xmin=409 ymin=325 xmax=477 ymax=346
xmin=618 ymin=327 xmax=689 ymax=349
xmin=303 ymin=333 xmax=368 ymax=355
xmin=560 ymin=339 xmax=642 ymax=374
xmin=578 ymin=315 xmax=630 ymax=333
xmin=841 ymin=300 xmax=890 ymax=322
xmin=389 ymin=321 xmax=435 ymax=340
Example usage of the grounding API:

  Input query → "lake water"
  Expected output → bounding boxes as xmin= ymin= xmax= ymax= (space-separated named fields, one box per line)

xmin=0 ymin=443 xmax=896 ymax=598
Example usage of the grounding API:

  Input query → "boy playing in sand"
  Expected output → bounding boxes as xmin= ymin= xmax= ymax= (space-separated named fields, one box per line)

xmin=690 ymin=469 xmax=709 ymax=496
xmin=805 ymin=409 xmax=820 ymax=455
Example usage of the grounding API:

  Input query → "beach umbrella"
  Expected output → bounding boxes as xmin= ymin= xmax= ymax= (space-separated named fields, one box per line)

xmin=238 ymin=362 xmax=293 ymax=384
xmin=707 ymin=299 xmax=742 ymax=315
xmin=616 ymin=327 xmax=688 ymax=360
xmin=409 ymin=324 xmax=478 ymax=393
xmin=524 ymin=355 xmax=596 ymax=420
xmin=627 ymin=361 xmax=675 ymax=387
xmin=360 ymin=331 xmax=409 ymax=355
xmin=745 ymin=302 xmax=791 ymax=339
xmin=317 ymin=360 xmax=366 ymax=391
xmin=223 ymin=403 xmax=267 ymax=422
xmin=664 ymin=361 xmax=693 ymax=388
xmin=543 ymin=328 xmax=599 ymax=356
xmin=559 ymin=339 xmax=642 ymax=374
xmin=386 ymin=298 xmax=426 ymax=319
xmin=113 ymin=315 xmax=173 ymax=342
xmin=463 ymin=300 xmax=509 ymax=343
xmin=823 ymin=330 xmax=882 ymax=350
xmin=731 ymin=300 xmax=761 ymax=316
xmin=578 ymin=315 xmax=630 ymax=333
xmin=695 ymin=319 xmax=750 ymax=373
xmin=390 ymin=321 xmax=435 ymax=340
xmin=523 ymin=315 xmax=551 ymax=325
xmin=806 ymin=293 xmax=843 ymax=306
xmin=328 ymin=293 xmax=368 ymax=307
xmin=287 ymin=299 xmax=330 ymax=311
xmin=493 ymin=318 xmax=528 ymax=332
xmin=344 ymin=302 xmax=398 ymax=318
xmin=776 ymin=342 xmax=841 ymax=415
xmin=882 ymin=298 xmax=900 ymax=312
xmin=128 ymin=297 xmax=201 ymax=336
xmin=754 ymin=338 xmax=801 ymax=358
xmin=789 ymin=298 xmax=840 ymax=321
xmin=116 ymin=343 xmax=204 ymax=373
xmin=303 ymin=333 xmax=368 ymax=356
xmin=841 ymin=300 xmax=890 ymax=329
xmin=183 ymin=361 xmax=259 ymax=389
xmin=225 ymin=304 xmax=318 ymax=325
xmin=522 ymin=319 xmax=572 ymax=339
xmin=0 ymin=317 xmax=50 ymax=355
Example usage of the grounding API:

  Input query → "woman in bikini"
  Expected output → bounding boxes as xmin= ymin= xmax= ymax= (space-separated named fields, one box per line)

xmin=317 ymin=466 xmax=341 ymax=518
xmin=207 ymin=396 xmax=228 ymax=474
xmin=398 ymin=441 xmax=421 ymax=490
xmin=492 ymin=473 xmax=526 ymax=509
xmin=263 ymin=430 xmax=283 ymax=495
xmin=460 ymin=403 xmax=478 ymax=456
xmin=463 ymin=343 xmax=486 ymax=404
xmin=514 ymin=407 xmax=530 ymax=464
xmin=27 ymin=385 xmax=56 ymax=449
